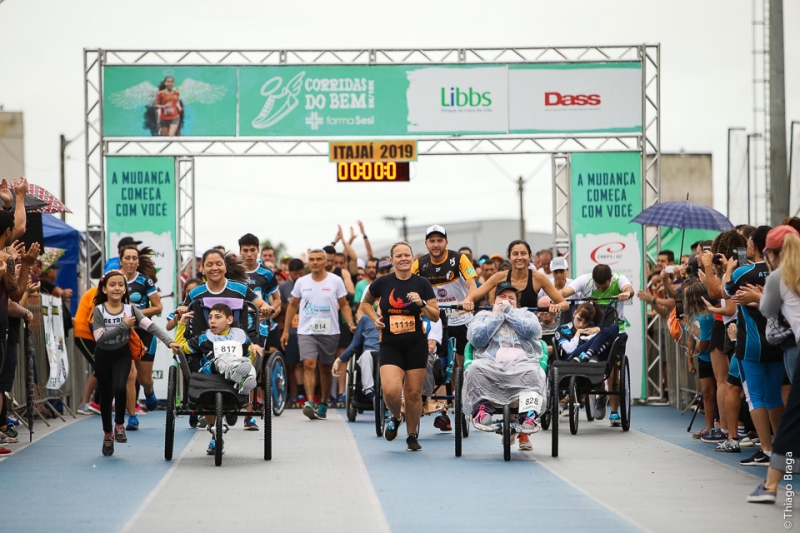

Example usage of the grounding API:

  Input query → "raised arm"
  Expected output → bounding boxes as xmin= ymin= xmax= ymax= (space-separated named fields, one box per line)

xmin=12 ymin=177 xmax=27 ymax=238
xmin=358 ymin=221 xmax=373 ymax=259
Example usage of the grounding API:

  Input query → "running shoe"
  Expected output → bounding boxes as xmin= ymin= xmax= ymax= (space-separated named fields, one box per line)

xmin=363 ymin=389 xmax=375 ymax=401
xmin=88 ymin=402 xmax=101 ymax=415
xmin=518 ymin=433 xmax=533 ymax=451
xmin=244 ymin=417 xmax=259 ymax=431
xmin=197 ymin=416 xmax=208 ymax=429
xmin=0 ymin=431 xmax=18 ymax=444
xmin=473 ymin=405 xmax=495 ymax=431
xmin=515 ymin=413 xmax=538 ymax=434
xmin=189 ymin=413 xmax=198 ymax=428
xmin=6 ymin=415 xmax=19 ymax=427
xmin=292 ymin=395 xmax=306 ymax=408
xmin=609 ymin=412 xmax=621 ymax=427
xmin=316 ymin=403 xmax=328 ymax=420
xmin=232 ymin=361 xmax=253 ymax=383
xmin=2 ymin=426 xmax=18 ymax=439
xmin=125 ymin=415 xmax=139 ymax=431
xmin=406 ymin=433 xmax=422 ymax=451
xmin=225 ymin=414 xmax=238 ymax=426
xmin=691 ymin=427 xmax=710 ymax=439
xmin=746 ymin=483 xmax=777 ymax=503
xmin=206 ymin=438 xmax=224 ymax=455
xmin=135 ymin=405 xmax=147 ymax=416
xmin=114 ymin=424 xmax=127 ymax=443
xmin=239 ymin=375 xmax=257 ymax=396
xmin=77 ymin=403 xmax=94 ymax=415
xmin=715 ymin=439 xmax=741 ymax=453
xmin=102 ymin=433 xmax=114 ymax=456
xmin=0 ymin=446 xmax=10 ymax=455
xmin=337 ymin=393 xmax=346 ymax=407
xmin=700 ymin=428 xmax=726 ymax=443
xmin=740 ymin=450 xmax=770 ymax=466
xmin=433 ymin=412 xmax=452 ymax=432
xmin=303 ymin=401 xmax=319 ymax=421
xmin=739 ymin=431 xmax=759 ymax=447
xmin=384 ymin=416 xmax=403 ymax=441
xmin=594 ymin=396 xmax=608 ymax=420
xmin=145 ymin=393 xmax=158 ymax=412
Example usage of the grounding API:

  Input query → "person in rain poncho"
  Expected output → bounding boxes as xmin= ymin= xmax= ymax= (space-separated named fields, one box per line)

xmin=464 ymin=281 xmax=549 ymax=436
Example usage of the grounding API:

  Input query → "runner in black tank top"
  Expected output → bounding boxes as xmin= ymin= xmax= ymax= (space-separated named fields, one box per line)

xmin=507 ymin=269 xmax=538 ymax=308
xmin=459 ymin=240 xmax=567 ymax=316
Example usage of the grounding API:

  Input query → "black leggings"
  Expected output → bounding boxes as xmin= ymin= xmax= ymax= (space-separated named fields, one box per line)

xmin=95 ymin=345 xmax=132 ymax=433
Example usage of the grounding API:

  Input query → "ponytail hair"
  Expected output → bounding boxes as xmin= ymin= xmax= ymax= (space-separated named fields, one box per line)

xmin=224 ymin=253 xmax=248 ymax=283
xmin=120 ymin=245 xmax=158 ymax=283
xmin=781 ymin=233 xmax=800 ymax=297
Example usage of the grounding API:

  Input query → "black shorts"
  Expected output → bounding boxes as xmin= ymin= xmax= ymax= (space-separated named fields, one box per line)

xmin=448 ymin=324 xmax=469 ymax=355
xmin=710 ymin=320 xmax=726 ymax=353
xmin=267 ymin=326 xmax=282 ymax=351
xmin=75 ymin=337 xmax=97 ymax=369
xmin=0 ymin=342 xmax=15 ymax=392
xmin=338 ymin=325 xmax=353 ymax=350
xmin=380 ymin=336 xmax=428 ymax=371
xmin=698 ymin=358 xmax=714 ymax=380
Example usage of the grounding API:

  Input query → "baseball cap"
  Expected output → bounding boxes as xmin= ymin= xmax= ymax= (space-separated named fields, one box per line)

xmin=357 ymin=258 xmax=366 ymax=269
xmin=377 ymin=259 xmax=392 ymax=272
xmin=118 ymin=236 xmax=142 ymax=249
xmin=425 ymin=224 xmax=447 ymax=239
xmin=495 ymin=280 xmax=517 ymax=296
xmin=550 ymin=257 xmax=568 ymax=271
xmin=478 ymin=254 xmax=490 ymax=265
xmin=490 ymin=253 xmax=503 ymax=261
xmin=766 ymin=225 xmax=800 ymax=251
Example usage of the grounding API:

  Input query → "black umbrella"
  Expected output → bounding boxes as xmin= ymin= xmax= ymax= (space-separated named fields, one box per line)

xmin=24 ymin=323 xmax=35 ymax=442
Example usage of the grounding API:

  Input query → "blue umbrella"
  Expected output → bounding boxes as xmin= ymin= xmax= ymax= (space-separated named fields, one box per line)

xmin=631 ymin=199 xmax=734 ymax=256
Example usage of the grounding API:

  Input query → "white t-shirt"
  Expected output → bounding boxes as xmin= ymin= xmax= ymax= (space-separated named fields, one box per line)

xmin=291 ymin=272 xmax=347 ymax=336
xmin=568 ymin=273 xmax=632 ymax=319
xmin=538 ymin=277 xmax=574 ymax=299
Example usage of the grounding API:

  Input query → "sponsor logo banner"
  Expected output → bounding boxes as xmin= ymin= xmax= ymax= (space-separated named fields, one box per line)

xmin=570 ymin=152 xmax=644 ymax=398
xmin=103 ymin=63 xmax=642 ymax=137
xmin=509 ymin=63 xmax=642 ymax=133
xmin=106 ymin=157 xmax=177 ymax=398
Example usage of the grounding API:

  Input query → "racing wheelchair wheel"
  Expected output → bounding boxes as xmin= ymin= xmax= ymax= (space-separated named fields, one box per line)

xmin=374 ymin=362 xmax=385 ymax=437
xmin=345 ymin=358 xmax=357 ymax=422
xmin=620 ymin=355 xmax=631 ymax=432
xmin=568 ymin=376 xmax=579 ymax=435
xmin=502 ymin=404 xmax=511 ymax=462
xmin=551 ymin=367 xmax=559 ymax=457
xmin=264 ymin=363 xmax=272 ymax=460
xmin=214 ymin=392 xmax=224 ymax=467
xmin=164 ymin=365 xmax=177 ymax=460
xmin=266 ymin=351 xmax=288 ymax=417
xmin=454 ymin=367 xmax=463 ymax=457
xmin=584 ymin=393 xmax=595 ymax=422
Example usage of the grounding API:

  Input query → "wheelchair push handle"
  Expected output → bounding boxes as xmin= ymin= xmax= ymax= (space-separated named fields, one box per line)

xmin=440 ymin=304 xmax=555 ymax=313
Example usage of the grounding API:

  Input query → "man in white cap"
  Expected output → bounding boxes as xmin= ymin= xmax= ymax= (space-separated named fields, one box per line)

xmin=412 ymin=224 xmax=477 ymax=432
xmin=539 ymin=257 xmax=572 ymax=298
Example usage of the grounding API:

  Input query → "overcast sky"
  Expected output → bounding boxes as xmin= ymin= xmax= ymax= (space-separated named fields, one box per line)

xmin=0 ymin=0 xmax=797 ymax=258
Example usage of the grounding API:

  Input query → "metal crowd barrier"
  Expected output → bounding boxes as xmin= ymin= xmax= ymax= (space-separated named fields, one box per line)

xmin=7 ymin=294 xmax=84 ymax=430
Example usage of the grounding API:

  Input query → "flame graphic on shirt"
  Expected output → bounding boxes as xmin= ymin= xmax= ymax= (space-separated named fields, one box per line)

xmin=389 ymin=289 xmax=414 ymax=309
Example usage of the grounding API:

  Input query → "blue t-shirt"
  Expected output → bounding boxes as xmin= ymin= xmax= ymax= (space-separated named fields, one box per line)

xmin=697 ymin=314 xmax=714 ymax=363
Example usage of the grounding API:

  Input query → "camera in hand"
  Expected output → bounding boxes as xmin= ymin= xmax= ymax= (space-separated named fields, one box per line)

xmin=735 ymin=247 xmax=748 ymax=267
xmin=712 ymin=254 xmax=723 ymax=265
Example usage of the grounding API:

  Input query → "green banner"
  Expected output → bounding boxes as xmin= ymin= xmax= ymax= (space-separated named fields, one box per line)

xmin=103 ymin=63 xmax=643 ymax=137
xmin=570 ymin=152 xmax=644 ymax=398
xmin=103 ymin=66 xmax=237 ymax=137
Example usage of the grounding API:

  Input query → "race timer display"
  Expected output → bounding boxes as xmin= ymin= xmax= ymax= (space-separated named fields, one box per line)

xmin=336 ymin=161 xmax=410 ymax=182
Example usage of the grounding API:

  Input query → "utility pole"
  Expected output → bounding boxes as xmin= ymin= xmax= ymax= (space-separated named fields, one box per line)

xmin=769 ymin=0 xmax=788 ymax=224
xmin=518 ymin=176 xmax=525 ymax=240
xmin=59 ymin=134 xmax=67 ymax=221
xmin=384 ymin=216 xmax=408 ymax=242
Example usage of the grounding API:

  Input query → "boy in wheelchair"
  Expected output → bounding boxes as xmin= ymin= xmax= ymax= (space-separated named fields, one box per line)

xmin=175 ymin=303 xmax=264 ymax=394
xmin=175 ymin=303 xmax=264 ymax=454
xmin=554 ymin=302 xmax=620 ymax=363
xmin=464 ymin=281 xmax=548 ymax=446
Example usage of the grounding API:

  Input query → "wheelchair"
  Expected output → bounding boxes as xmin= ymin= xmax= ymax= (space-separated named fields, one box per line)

xmin=454 ymin=338 xmax=551 ymax=461
xmin=540 ymin=297 xmax=631 ymax=458
xmin=164 ymin=297 xmax=272 ymax=466
xmin=343 ymin=350 xmax=380 ymax=424
xmin=372 ymin=310 xmax=470 ymax=441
